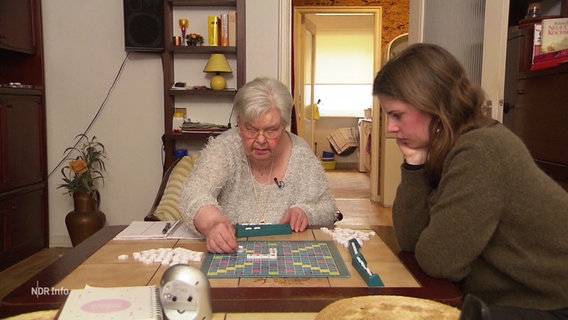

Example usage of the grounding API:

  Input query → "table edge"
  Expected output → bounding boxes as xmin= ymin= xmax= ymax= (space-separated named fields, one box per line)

xmin=0 ymin=225 xmax=462 ymax=317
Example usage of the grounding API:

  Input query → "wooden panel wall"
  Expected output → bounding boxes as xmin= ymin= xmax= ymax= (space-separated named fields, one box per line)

xmin=292 ymin=0 xmax=409 ymax=49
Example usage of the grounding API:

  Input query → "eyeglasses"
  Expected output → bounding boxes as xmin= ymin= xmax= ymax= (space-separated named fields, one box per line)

xmin=239 ymin=125 xmax=284 ymax=140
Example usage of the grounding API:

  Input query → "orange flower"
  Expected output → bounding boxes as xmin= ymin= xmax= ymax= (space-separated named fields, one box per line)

xmin=58 ymin=134 xmax=106 ymax=195
xmin=68 ymin=159 xmax=87 ymax=174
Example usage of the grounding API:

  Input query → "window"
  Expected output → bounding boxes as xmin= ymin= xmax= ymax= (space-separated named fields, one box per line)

xmin=313 ymin=21 xmax=374 ymax=117
xmin=313 ymin=84 xmax=372 ymax=117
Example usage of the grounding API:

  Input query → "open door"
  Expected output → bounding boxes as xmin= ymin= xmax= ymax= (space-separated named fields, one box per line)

xmin=481 ymin=0 xmax=510 ymax=122
xmin=293 ymin=12 xmax=317 ymax=150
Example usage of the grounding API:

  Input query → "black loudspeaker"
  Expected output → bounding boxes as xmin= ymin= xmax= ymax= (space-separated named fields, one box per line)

xmin=123 ymin=0 xmax=164 ymax=52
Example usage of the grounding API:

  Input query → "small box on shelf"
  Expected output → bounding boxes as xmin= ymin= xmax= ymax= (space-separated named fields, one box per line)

xmin=172 ymin=107 xmax=188 ymax=133
xmin=208 ymin=16 xmax=219 ymax=46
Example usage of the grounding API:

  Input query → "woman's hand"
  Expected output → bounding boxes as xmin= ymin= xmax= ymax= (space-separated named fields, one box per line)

xmin=194 ymin=205 xmax=238 ymax=253
xmin=280 ymin=207 xmax=308 ymax=232
xmin=397 ymin=140 xmax=428 ymax=165
xmin=205 ymin=221 xmax=238 ymax=253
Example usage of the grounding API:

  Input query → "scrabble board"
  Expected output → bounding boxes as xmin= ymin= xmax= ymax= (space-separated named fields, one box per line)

xmin=201 ymin=241 xmax=350 ymax=278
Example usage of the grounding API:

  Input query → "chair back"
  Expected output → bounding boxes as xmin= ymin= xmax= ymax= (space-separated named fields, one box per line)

xmin=459 ymin=294 xmax=490 ymax=320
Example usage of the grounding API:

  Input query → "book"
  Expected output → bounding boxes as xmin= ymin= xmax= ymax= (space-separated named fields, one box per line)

xmin=207 ymin=16 xmax=219 ymax=46
xmin=220 ymin=13 xmax=229 ymax=46
xmin=541 ymin=17 xmax=568 ymax=54
xmin=533 ymin=47 xmax=568 ymax=63
xmin=58 ymin=285 xmax=163 ymax=319
xmin=530 ymin=56 xmax=568 ymax=71
xmin=114 ymin=221 xmax=203 ymax=240
xmin=532 ymin=22 xmax=542 ymax=63
xmin=228 ymin=11 xmax=237 ymax=46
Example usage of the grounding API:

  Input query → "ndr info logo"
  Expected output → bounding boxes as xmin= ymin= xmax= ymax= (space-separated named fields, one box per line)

xmin=31 ymin=281 xmax=70 ymax=298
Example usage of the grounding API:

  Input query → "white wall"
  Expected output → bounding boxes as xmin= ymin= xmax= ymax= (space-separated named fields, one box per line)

xmin=245 ymin=0 xmax=282 ymax=81
xmin=43 ymin=0 xmax=282 ymax=247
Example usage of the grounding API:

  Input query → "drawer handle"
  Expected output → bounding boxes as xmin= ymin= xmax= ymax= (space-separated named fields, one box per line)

xmin=503 ymin=102 xmax=514 ymax=113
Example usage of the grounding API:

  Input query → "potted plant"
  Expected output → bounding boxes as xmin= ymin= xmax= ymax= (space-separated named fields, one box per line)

xmin=58 ymin=134 xmax=107 ymax=246
xmin=186 ymin=33 xmax=204 ymax=46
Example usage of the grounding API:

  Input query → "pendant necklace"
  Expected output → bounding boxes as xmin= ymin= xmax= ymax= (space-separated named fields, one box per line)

xmin=247 ymin=156 xmax=275 ymax=224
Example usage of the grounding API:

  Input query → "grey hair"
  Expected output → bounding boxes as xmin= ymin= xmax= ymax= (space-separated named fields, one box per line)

xmin=234 ymin=77 xmax=293 ymax=126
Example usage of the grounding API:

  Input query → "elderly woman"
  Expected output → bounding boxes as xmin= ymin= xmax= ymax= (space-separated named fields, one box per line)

xmin=373 ymin=43 xmax=568 ymax=319
xmin=179 ymin=77 xmax=336 ymax=253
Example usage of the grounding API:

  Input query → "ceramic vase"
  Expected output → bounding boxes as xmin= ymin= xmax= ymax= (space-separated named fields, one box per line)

xmin=65 ymin=191 xmax=106 ymax=247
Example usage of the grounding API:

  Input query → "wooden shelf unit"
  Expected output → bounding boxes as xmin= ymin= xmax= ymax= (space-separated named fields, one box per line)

xmin=504 ymin=1 xmax=568 ymax=190
xmin=0 ymin=0 xmax=47 ymax=270
xmin=161 ymin=0 xmax=246 ymax=170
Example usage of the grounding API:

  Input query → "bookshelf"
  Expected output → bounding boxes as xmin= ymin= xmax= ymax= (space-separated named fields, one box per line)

xmin=161 ymin=0 xmax=246 ymax=170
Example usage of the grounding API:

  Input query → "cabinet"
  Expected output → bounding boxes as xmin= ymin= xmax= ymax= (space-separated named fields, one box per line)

xmin=0 ymin=91 xmax=48 ymax=271
xmin=504 ymin=1 xmax=568 ymax=191
xmin=0 ymin=0 xmax=35 ymax=54
xmin=512 ymin=64 xmax=568 ymax=191
xmin=0 ymin=188 xmax=47 ymax=270
xmin=0 ymin=93 xmax=44 ymax=192
xmin=161 ymin=0 xmax=246 ymax=170
xmin=0 ymin=0 xmax=47 ymax=271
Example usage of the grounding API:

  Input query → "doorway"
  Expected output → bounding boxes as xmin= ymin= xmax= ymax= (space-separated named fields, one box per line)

xmin=292 ymin=6 xmax=382 ymax=201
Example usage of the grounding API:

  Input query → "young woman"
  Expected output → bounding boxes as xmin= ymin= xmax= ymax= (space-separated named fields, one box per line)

xmin=179 ymin=77 xmax=336 ymax=253
xmin=373 ymin=43 xmax=568 ymax=318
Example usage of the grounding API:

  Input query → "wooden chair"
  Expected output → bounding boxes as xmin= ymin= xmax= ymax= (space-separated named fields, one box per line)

xmin=145 ymin=157 xmax=183 ymax=221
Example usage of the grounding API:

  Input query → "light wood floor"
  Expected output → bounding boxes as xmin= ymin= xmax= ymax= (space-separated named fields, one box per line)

xmin=0 ymin=169 xmax=391 ymax=302
xmin=327 ymin=169 xmax=393 ymax=227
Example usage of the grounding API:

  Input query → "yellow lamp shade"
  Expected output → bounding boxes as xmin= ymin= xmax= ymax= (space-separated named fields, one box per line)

xmin=203 ymin=54 xmax=232 ymax=73
xmin=203 ymin=54 xmax=232 ymax=91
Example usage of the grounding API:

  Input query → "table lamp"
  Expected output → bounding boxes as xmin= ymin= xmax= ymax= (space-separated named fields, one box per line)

xmin=203 ymin=53 xmax=232 ymax=90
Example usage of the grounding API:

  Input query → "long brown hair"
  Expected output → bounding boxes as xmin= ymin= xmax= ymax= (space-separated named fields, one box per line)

xmin=373 ymin=43 xmax=494 ymax=186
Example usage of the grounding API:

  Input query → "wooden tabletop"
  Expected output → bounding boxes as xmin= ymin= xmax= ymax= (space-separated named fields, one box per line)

xmin=0 ymin=225 xmax=462 ymax=317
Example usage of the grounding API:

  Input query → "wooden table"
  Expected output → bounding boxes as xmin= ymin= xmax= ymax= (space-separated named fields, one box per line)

xmin=0 ymin=225 xmax=462 ymax=317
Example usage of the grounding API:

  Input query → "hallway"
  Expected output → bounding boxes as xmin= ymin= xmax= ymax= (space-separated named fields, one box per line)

xmin=326 ymin=169 xmax=393 ymax=227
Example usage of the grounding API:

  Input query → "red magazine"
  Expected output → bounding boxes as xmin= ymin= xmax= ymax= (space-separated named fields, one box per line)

xmin=533 ymin=48 xmax=568 ymax=63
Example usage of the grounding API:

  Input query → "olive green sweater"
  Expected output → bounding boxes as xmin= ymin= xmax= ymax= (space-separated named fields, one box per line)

xmin=393 ymin=123 xmax=568 ymax=310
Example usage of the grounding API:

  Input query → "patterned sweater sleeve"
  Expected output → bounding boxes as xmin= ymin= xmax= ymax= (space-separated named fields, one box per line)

xmin=178 ymin=131 xmax=239 ymax=233
xmin=285 ymin=135 xmax=337 ymax=226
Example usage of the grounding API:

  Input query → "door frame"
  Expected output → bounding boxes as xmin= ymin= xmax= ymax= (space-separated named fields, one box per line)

xmin=292 ymin=6 xmax=383 ymax=201
xmin=409 ymin=0 xmax=510 ymax=121
xmin=481 ymin=0 xmax=510 ymax=122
